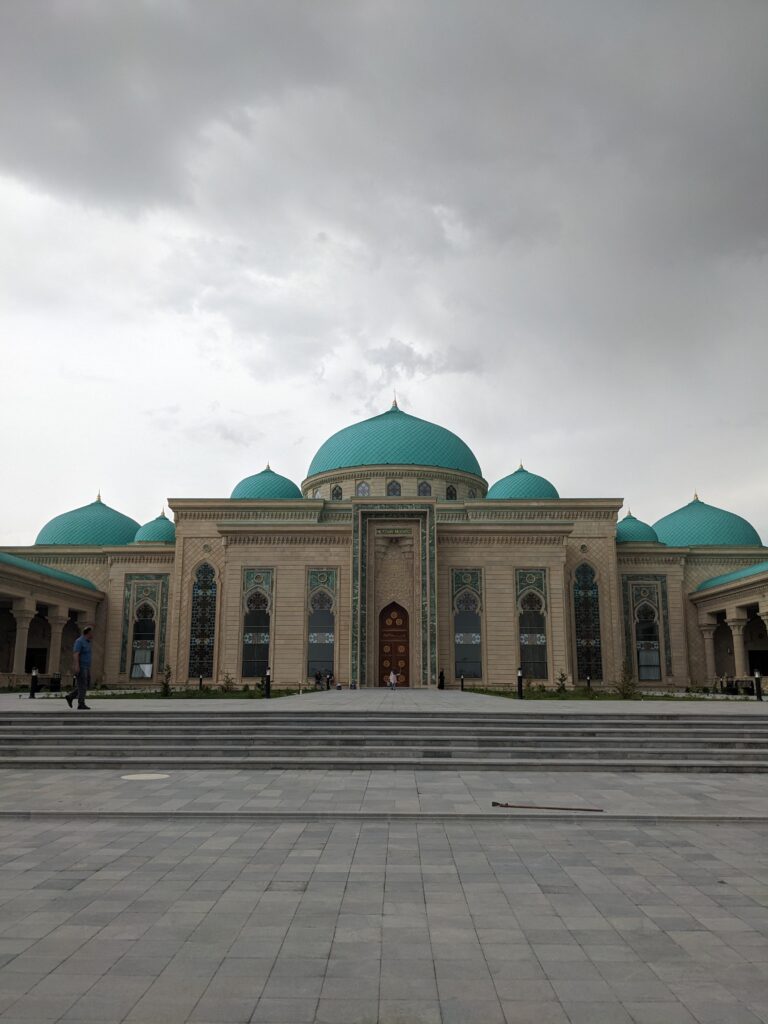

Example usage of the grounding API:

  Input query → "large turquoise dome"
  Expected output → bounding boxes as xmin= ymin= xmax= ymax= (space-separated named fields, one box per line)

xmin=133 ymin=512 xmax=176 ymax=544
xmin=36 ymin=496 xmax=140 ymax=546
xmin=616 ymin=512 xmax=659 ymax=544
xmin=487 ymin=465 xmax=559 ymax=500
xmin=653 ymin=496 xmax=762 ymax=547
xmin=231 ymin=466 xmax=302 ymax=500
xmin=306 ymin=403 xmax=483 ymax=478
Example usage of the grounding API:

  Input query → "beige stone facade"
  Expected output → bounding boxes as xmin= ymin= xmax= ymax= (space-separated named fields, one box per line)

xmin=3 ymin=407 xmax=767 ymax=691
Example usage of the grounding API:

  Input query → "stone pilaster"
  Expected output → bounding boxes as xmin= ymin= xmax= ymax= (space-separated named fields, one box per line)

xmin=699 ymin=624 xmax=717 ymax=683
xmin=728 ymin=618 xmax=748 ymax=678
xmin=47 ymin=608 xmax=70 ymax=675
xmin=11 ymin=604 xmax=35 ymax=676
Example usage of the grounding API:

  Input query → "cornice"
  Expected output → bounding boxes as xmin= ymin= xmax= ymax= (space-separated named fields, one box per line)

xmin=691 ymin=577 xmax=768 ymax=605
xmin=618 ymin=555 xmax=686 ymax=568
xmin=224 ymin=533 xmax=352 ymax=546
xmin=438 ymin=534 xmax=566 ymax=546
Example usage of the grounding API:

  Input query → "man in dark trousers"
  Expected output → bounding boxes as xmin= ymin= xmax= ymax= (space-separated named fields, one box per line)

xmin=438 ymin=669 xmax=445 ymax=690
xmin=66 ymin=625 xmax=93 ymax=710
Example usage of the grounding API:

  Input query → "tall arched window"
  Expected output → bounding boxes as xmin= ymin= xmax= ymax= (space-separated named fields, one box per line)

xmin=331 ymin=485 xmax=342 ymax=501
xmin=454 ymin=590 xmax=482 ymax=678
xmin=635 ymin=603 xmax=661 ymax=681
xmin=307 ymin=589 xmax=335 ymax=677
xmin=242 ymin=590 xmax=270 ymax=678
xmin=131 ymin=602 xmax=156 ymax=679
xmin=418 ymin=480 xmax=432 ymax=497
xmin=386 ymin=480 xmax=401 ymax=497
xmin=573 ymin=564 xmax=603 ymax=681
xmin=519 ymin=591 xmax=547 ymax=679
xmin=189 ymin=563 xmax=217 ymax=678
xmin=446 ymin=485 xmax=457 ymax=500
xmin=356 ymin=481 xmax=370 ymax=497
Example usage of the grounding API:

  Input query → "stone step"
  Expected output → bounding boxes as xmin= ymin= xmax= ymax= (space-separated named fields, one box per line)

xmin=4 ymin=737 xmax=768 ymax=753
xmin=1 ymin=743 xmax=766 ymax=761
xmin=0 ymin=755 xmax=764 ymax=772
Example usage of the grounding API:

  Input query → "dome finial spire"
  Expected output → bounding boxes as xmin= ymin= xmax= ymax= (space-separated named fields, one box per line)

xmin=391 ymin=389 xmax=399 ymax=410
xmin=266 ymin=460 xmax=271 ymax=471
xmin=693 ymin=489 xmax=700 ymax=502
xmin=96 ymin=489 xmax=101 ymax=503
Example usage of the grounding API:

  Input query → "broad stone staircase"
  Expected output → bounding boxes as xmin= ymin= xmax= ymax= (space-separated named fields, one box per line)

xmin=1 ymin=709 xmax=768 ymax=771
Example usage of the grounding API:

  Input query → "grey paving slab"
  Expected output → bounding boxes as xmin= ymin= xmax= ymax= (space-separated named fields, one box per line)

xmin=5 ymin=690 xmax=768 ymax=714
xmin=1 ymin=766 xmax=768 ymax=822
xmin=0 ymin=818 xmax=767 ymax=1022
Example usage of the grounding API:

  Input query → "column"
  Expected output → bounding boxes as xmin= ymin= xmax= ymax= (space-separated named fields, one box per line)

xmin=11 ymin=604 xmax=35 ymax=676
xmin=728 ymin=618 xmax=748 ymax=679
xmin=700 ymin=624 xmax=716 ymax=683
xmin=47 ymin=609 xmax=69 ymax=675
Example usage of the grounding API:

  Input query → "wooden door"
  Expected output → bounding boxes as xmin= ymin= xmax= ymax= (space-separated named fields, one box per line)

xmin=379 ymin=602 xmax=409 ymax=686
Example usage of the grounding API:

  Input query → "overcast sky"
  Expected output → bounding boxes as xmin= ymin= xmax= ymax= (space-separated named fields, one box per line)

xmin=1 ymin=0 xmax=767 ymax=545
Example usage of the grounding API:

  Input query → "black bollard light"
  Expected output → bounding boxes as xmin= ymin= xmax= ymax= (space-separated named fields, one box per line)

xmin=199 ymin=674 xmax=203 ymax=691
xmin=517 ymin=667 xmax=524 ymax=700
xmin=265 ymin=667 xmax=271 ymax=700
xmin=460 ymin=673 xmax=464 ymax=691
xmin=586 ymin=673 xmax=591 ymax=692
xmin=755 ymin=669 xmax=763 ymax=702
xmin=29 ymin=667 xmax=39 ymax=699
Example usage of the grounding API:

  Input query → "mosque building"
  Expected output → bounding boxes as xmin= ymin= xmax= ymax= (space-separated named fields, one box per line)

xmin=2 ymin=401 xmax=768 ymax=689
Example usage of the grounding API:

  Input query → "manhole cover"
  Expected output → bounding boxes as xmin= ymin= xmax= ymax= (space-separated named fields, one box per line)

xmin=120 ymin=773 xmax=170 ymax=780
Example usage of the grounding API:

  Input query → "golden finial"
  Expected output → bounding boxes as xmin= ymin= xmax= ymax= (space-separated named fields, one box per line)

xmin=627 ymin=508 xmax=633 ymax=517
xmin=96 ymin=490 xmax=102 ymax=502
xmin=160 ymin=506 xmax=166 ymax=518
xmin=693 ymin=490 xmax=700 ymax=501
xmin=265 ymin=461 xmax=271 ymax=471
xmin=392 ymin=390 xmax=399 ymax=410
xmin=518 ymin=460 xmax=524 ymax=470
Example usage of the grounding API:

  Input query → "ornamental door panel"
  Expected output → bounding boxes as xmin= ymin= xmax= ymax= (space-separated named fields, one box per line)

xmin=379 ymin=602 xmax=409 ymax=687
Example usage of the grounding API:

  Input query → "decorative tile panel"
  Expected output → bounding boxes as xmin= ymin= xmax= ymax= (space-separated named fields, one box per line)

xmin=621 ymin=574 xmax=673 ymax=676
xmin=119 ymin=574 xmax=169 ymax=675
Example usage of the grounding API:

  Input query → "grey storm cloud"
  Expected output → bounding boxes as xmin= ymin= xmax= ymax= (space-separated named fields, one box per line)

xmin=0 ymin=0 xmax=767 ymax=542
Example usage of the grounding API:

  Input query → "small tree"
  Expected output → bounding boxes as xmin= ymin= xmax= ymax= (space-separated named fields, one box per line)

xmin=161 ymin=665 xmax=172 ymax=698
xmin=615 ymin=659 xmax=638 ymax=700
xmin=221 ymin=670 xmax=236 ymax=693
xmin=555 ymin=670 xmax=568 ymax=694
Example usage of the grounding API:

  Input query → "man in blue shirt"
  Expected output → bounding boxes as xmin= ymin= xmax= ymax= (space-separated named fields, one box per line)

xmin=66 ymin=626 xmax=93 ymax=710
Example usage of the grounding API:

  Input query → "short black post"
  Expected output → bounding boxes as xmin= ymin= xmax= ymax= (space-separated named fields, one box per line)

xmin=29 ymin=667 xmax=38 ymax=699
xmin=517 ymin=667 xmax=524 ymax=700
xmin=198 ymin=674 xmax=203 ymax=691
xmin=586 ymin=673 xmax=591 ymax=692
xmin=755 ymin=669 xmax=763 ymax=702
xmin=265 ymin=667 xmax=271 ymax=700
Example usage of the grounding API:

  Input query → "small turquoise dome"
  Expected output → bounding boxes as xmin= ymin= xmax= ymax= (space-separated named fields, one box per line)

xmin=487 ymin=465 xmax=559 ymax=500
xmin=36 ymin=496 xmax=140 ymax=546
xmin=231 ymin=466 xmax=302 ymax=500
xmin=653 ymin=496 xmax=762 ymax=547
xmin=306 ymin=403 xmax=483 ymax=478
xmin=134 ymin=512 xmax=176 ymax=544
xmin=617 ymin=512 xmax=659 ymax=544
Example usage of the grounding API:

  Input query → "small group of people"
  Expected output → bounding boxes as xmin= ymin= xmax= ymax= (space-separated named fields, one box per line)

xmin=314 ymin=669 xmax=335 ymax=690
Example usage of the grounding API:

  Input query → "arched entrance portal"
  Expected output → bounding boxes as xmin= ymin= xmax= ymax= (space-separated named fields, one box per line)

xmin=379 ymin=603 xmax=409 ymax=686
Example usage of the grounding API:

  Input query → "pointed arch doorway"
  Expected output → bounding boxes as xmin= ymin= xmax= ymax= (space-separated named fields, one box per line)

xmin=379 ymin=602 xmax=409 ymax=686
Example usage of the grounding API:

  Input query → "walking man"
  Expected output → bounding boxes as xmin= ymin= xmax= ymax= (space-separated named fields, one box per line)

xmin=66 ymin=625 xmax=93 ymax=710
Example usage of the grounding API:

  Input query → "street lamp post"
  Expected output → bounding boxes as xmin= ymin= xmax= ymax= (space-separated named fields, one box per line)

xmin=754 ymin=669 xmax=763 ymax=702
xmin=517 ymin=667 xmax=524 ymax=700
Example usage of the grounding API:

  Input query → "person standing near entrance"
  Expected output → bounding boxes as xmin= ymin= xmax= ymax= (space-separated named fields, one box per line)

xmin=66 ymin=625 xmax=93 ymax=710
xmin=388 ymin=669 xmax=397 ymax=690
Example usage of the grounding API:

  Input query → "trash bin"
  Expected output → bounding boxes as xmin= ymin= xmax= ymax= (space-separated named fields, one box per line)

xmin=50 ymin=673 xmax=62 ymax=693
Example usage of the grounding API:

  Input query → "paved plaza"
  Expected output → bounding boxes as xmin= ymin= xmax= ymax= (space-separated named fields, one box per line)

xmin=1 ymin=693 xmax=768 ymax=1022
